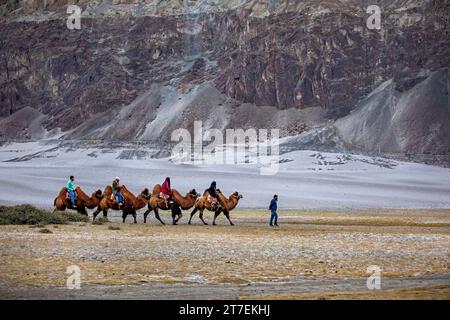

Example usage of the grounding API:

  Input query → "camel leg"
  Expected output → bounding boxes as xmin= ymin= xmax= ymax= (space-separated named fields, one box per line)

xmin=132 ymin=209 xmax=137 ymax=224
xmin=122 ymin=210 xmax=127 ymax=223
xmin=213 ymin=208 xmax=222 ymax=225
xmin=92 ymin=206 xmax=101 ymax=220
xmin=172 ymin=206 xmax=182 ymax=225
xmin=224 ymin=210 xmax=234 ymax=226
xmin=174 ymin=212 xmax=183 ymax=225
xmin=188 ymin=208 xmax=198 ymax=225
xmin=79 ymin=207 xmax=88 ymax=217
xmin=199 ymin=209 xmax=208 ymax=225
xmin=102 ymin=209 xmax=108 ymax=218
xmin=154 ymin=208 xmax=165 ymax=225
xmin=143 ymin=208 xmax=151 ymax=223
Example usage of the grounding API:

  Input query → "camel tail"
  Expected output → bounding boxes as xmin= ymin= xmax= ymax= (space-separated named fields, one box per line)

xmin=53 ymin=198 xmax=56 ymax=207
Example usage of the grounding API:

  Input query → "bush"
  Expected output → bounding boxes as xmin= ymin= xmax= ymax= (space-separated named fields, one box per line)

xmin=60 ymin=211 xmax=90 ymax=223
xmin=92 ymin=217 xmax=109 ymax=225
xmin=0 ymin=205 xmax=89 ymax=225
xmin=108 ymin=225 xmax=120 ymax=230
xmin=38 ymin=228 xmax=53 ymax=234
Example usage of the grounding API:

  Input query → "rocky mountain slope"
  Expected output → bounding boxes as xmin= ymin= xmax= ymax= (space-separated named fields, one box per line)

xmin=335 ymin=69 xmax=449 ymax=155
xmin=0 ymin=0 xmax=448 ymax=161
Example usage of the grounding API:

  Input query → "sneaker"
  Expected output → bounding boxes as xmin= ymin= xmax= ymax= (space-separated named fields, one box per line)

xmin=269 ymin=224 xmax=273 ymax=227
xmin=275 ymin=224 xmax=279 ymax=227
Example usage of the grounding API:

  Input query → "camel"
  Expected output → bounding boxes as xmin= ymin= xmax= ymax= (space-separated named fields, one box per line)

xmin=92 ymin=185 xmax=124 ymax=220
xmin=54 ymin=187 xmax=102 ymax=216
xmin=188 ymin=189 xmax=243 ymax=225
xmin=76 ymin=187 xmax=103 ymax=209
xmin=120 ymin=185 xmax=150 ymax=223
xmin=213 ymin=190 xmax=243 ymax=226
xmin=144 ymin=184 xmax=199 ymax=225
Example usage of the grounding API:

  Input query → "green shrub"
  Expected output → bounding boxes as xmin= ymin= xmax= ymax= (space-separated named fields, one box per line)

xmin=92 ymin=217 xmax=109 ymax=225
xmin=60 ymin=211 xmax=90 ymax=223
xmin=0 ymin=205 xmax=89 ymax=225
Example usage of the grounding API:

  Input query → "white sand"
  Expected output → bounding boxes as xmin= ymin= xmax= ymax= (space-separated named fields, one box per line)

xmin=0 ymin=141 xmax=449 ymax=210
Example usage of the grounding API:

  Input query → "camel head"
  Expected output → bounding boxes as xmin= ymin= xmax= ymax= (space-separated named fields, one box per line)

xmin=141 ymin=188 xmax=150 ymax=199
xmin=189 ymin=189 xmax=200 ymax=199
xmin=95 ymin=189 xmax=103 ymax=199
xmin=232 ymin=191 xmax=243 ymax=200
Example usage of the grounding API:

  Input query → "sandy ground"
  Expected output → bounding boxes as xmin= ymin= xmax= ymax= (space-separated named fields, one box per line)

xmin=0 ymin=210 xmax=449 ymax=300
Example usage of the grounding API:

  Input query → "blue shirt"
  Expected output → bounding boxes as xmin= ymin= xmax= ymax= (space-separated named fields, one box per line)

xmin=269 ymin=199 xmax=277 ymax=211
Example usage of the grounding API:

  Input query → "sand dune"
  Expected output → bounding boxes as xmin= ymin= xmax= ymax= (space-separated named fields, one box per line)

xmin=0 ymin=141 xmax=449 ymax=210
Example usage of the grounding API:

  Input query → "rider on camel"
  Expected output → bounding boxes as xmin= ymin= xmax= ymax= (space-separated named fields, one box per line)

xmin=161 ymin=177 xmax=174 ymax=206
xmin=67 ymin=175 xmax=77 ymax=208
xmin=112 ymin=177 xmax=123 ymax=209
xmin=206 ymin=181 xmax=219 ymax=208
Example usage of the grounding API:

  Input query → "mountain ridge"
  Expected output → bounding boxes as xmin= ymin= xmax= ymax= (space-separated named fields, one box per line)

xmin=0 ymin=0 xmax=448 ymax=163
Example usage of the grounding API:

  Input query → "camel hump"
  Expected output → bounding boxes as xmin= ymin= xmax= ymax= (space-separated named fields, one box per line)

xmin=152 ymin=184 xmax=162 ymax=196
xmin=57 ymin=187 xmax=68 ymax=197
xmin=74 ymin=186 xmax=83 ymax=195
xmin=196 ymin=196 xmax=205 ymax=206
xmin=103 ymin=185 xmax=113 ymax=196
xmin=74 ymin=186 xmax=86 ymax=196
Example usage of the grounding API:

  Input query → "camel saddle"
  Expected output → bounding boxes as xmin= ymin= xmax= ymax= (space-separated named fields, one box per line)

xmin=110 ymin=193 xmax=126 ymax=205
xmin=159 ymin=192 xmax=172 ymax=207
xmin=207 ymin=195 xmax=219 ymax=209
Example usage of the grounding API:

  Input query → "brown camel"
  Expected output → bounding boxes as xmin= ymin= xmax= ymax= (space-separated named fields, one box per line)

xmin=120 ymin=185 xmax=150 ymax=223
xmin=144 ymin=184 xmax=199 ymax=225
xmin=54 ymin=187 xmax=102 ymax=216
xmin=212 ymin=190 xmax=243 ymax=225
xmin=92 ymin=185 xmax=123 ymax=220
xmin=76 ymin=187 xmax=103 ymax=209
xmin=188 ymin=189 xmax=243 ymax=225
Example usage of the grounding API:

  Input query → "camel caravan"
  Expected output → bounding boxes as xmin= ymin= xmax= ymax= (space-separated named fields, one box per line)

xmin=54 ymin=176 xmax=243 ymax=225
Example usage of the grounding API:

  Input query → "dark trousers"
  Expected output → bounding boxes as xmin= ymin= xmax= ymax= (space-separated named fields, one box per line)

xmin=270 ymin=210 xmax=278 ymax=225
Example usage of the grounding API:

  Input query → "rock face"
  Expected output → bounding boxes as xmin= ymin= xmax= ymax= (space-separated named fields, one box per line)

xmin=0 ymin=0 xmax=448 ymax=158
xmin=335 ymin=69 xmax=450 ymax=155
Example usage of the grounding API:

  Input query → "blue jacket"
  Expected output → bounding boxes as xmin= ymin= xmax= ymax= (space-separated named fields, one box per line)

xmin=269 ymin=199 xmax=277 ymax=211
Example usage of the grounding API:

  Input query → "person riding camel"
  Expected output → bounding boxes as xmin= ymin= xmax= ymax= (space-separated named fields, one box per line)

xmin=206 ymin=181 xmax=219 ymax=209
xmin=67 ymin=175 xmax=77 ymax=208
xmin=160 ymin=177 xmax=174 ymax=207
xmin=112 ymin=176 xmax=123 ymax=209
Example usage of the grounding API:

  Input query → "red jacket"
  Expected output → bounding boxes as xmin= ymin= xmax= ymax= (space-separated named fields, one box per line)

xmin=161 ymin=180 xmax=173 ymax=196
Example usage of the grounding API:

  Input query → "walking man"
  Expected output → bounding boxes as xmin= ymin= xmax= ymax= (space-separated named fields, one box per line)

xmin=269 ymin=194 xmax=279 ymax=227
